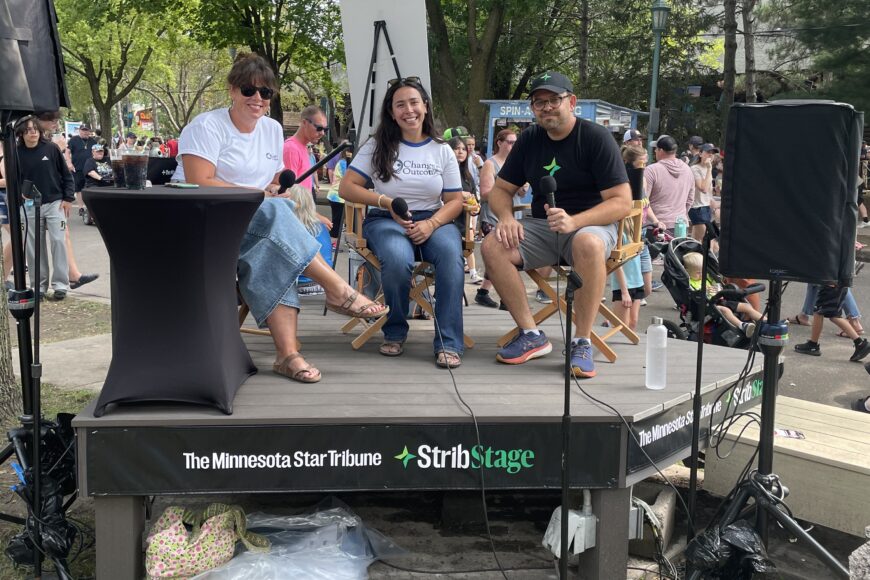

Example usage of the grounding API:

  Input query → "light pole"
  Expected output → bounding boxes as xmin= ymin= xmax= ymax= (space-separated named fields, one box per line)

xmin=647 ymin=0 xmax=671 ymax=160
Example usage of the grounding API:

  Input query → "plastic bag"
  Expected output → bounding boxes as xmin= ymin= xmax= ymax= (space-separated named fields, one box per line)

xmin=685 ymin=520 xmax=776 ymax=579
xmin=191 ymin=497 xmax=405 ymax=580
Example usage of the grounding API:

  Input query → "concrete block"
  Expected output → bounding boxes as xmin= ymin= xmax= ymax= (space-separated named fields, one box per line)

xmin=629 ymin=481 xmax=676 ymax=559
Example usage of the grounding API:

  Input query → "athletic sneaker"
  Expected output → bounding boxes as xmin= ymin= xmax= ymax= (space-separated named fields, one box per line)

xmin=475 ymin=290 xmax=498 ymax=308
xmin=794 ymin=341 xmax=821 ymax=356
xmin=469 ymin=272 xmax=484 ymax=285
xmin=497 ymin=331 xmax=552 ymax=364
xmin=570 ymin=340 xmax=596 ymax=378
xmin=741 ymin=322 xmax=756 ymax=337
xmin=851 ymin=396 xmax=870 ymax=414
xmin=640 ymin=298 xmax=648 ymax=306
xmin=849 ymin=338 xmax=870 ymax=362
xmin=651 ymin=280 xmax=665 ymax=291
xmin=535 ymin=290 xmax=553 ymax=304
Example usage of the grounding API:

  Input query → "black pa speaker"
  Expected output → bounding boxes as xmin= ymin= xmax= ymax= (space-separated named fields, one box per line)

xmin=0 ymin=0 xmax=69 ymax=112
xmin=719 ymin=101 xmax=863 ymax=286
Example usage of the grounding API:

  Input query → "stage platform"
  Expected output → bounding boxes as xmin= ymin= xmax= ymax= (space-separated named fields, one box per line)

xmin=73 ymin=298 xmax=763 ymax=578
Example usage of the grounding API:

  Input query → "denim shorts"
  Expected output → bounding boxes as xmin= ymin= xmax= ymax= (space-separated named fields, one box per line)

xmin=688 ymin=206 xmax=712 ymax=225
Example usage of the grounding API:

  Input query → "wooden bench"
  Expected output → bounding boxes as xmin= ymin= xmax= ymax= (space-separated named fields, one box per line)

xmin=704 ymin=396 xmax=870 ymax=537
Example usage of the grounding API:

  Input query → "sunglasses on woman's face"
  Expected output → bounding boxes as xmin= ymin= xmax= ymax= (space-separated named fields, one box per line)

xmin=387 ymin=76 xmax=422 ymax=87
xmin=239 ymin=85 xmax=274 ymax=100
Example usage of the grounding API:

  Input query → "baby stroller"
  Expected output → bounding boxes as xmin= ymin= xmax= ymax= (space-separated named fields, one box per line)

xmin=658 ymin=237 xmax=765 ymax=348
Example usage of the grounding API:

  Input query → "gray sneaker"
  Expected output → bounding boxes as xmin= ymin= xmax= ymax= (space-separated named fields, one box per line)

xmin=535 ymin=290 xmax=553 ymax=304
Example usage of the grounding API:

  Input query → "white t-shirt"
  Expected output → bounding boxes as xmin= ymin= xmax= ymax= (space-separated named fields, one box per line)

xmin=172 ymin=108 xmax=284 ymax=190
xmin=690 ymin=164 xmax=712 ymax=208
xmin=349 ymin=137 xmax=462 ymax=211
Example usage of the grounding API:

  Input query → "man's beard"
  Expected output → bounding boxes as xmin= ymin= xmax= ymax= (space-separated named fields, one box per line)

xmin=538 ymin=114 xmax=563 ymax=131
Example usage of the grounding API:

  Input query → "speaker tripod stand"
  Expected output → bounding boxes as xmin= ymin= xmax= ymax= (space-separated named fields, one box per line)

xmin=687 ymin=280 xmax=849 ymax=579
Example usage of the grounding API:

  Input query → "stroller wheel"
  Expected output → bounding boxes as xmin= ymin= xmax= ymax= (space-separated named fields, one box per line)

xmin=663 ymin=319 xmax=688 ymax=340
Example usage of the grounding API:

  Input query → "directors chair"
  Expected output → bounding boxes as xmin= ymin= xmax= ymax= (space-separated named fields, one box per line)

xmin=341 ymin=200 xmax=477 ymax=350
xmin=496 ymin=200 xmax=645 ymax=362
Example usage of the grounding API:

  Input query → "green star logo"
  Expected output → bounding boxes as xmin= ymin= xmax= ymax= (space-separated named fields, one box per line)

xmin=543 ymin=157 xmax=561 ymax=176
xmin=539 ymin=73 xmax=552 ymax=81
xmin=394 ymin=446 xmax=417 ymax=468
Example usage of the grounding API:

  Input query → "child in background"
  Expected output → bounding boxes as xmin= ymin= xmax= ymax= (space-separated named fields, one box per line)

xmin=609 ymin=237 xmax=645 ymax=331
xmin=285 ymin=184 xmax=333 ymax=296
xmin=683 ymin=252 xmax=762 ymax=337
xmin=794 ymin=283 xmax=870 ymax=361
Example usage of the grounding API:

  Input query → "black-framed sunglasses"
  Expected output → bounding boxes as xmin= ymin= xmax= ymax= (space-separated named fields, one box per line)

xmin=387 ymin=76 xmax=422 ymax=87
xmin=305 ymin=118 xmax=327 ymax=133
xmin=239 ymin=85 xmax=274 ymax=100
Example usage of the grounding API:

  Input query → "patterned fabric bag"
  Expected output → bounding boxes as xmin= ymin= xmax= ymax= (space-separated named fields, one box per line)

xmin=145 ymin=503 xmax=270 ymax=579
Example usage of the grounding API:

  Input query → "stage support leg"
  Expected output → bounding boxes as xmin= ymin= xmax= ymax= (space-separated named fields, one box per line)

xmin=577 ymin=487 xmax=631 ymax=580
xmin=95 ymin=495 xmax=144 ymax=579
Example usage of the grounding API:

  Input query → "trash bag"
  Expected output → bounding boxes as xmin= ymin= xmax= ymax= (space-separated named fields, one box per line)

xmin=685 ymin=520 xmax=777 ymax=579
xmin=191 ymin=497 xmax=405 ymax=580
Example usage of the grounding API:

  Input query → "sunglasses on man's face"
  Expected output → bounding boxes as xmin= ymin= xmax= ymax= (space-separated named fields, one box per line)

xmin=305 ymin=119 xmax=327 ymax=133
xmin=239 ymin=85 xmax=274 ymax=100
xmin=387 ymin=76 xmax=422 ymax=87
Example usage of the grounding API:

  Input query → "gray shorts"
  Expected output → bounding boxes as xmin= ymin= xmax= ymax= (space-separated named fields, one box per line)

xmin=518 ymin=218 xmax=618 ymax=270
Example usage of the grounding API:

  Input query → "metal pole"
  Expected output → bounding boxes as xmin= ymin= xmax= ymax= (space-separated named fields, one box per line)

xmin=647 ymin=30 xmax=663 ymax=161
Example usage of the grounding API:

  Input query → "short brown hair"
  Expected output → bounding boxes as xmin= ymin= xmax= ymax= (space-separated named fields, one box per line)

xmin=493 ymin=129 xmax=516 ymax=155
xmin=300 ymin=105 xmax=324 ymax=122
xmin=226 ymin=53 xmax=277 ymax=91
xmin=622 ymin=145 xmax=646 ymax=166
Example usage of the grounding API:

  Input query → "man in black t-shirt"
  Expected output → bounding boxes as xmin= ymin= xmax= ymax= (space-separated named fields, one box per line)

xmin=481 ymin=71 xmax=631 ymax=378
xmin=67 ymin=124 xmax=97 ymax=196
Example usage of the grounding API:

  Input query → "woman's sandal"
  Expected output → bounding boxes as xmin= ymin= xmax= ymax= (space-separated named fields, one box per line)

xmin=379 ymin=342 xmax=404 ymax=357
xmin=326 ymin=291 xmax=389 ymax=319
xmin=787 ymin=315 xmax=810 ymax=326
xmin=273 ymin=353 xmax=321 ymax=383
xmin=435 ymin=351 xmax=462 ymax=369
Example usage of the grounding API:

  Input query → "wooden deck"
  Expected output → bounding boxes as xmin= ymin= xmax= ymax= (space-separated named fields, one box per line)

xmin=74 ymin=294 xmax=759 ymax=427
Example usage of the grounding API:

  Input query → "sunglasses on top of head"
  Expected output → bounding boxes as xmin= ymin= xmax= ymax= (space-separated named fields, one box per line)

xmin=239 ymin=85 xmax=274 ymax=100
xmin=387 ymin=76 xmax=422 ymax=88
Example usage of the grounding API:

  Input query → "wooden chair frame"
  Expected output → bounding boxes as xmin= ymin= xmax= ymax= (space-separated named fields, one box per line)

xmin=341 ymin=200 xmax=477 ymax=350
xmin=496 ymin=200 xmax=645 ymax=362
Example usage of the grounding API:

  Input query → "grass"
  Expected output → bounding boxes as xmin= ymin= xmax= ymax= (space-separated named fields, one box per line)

xmin=8 ymin=297 xmax=112 ymax=348
xmin=0 ymin=384 xmax=98 ymax=578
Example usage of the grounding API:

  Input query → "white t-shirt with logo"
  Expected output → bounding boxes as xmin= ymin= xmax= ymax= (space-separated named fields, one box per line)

xmin=172 ymin=108 xmax=284 ymax=190
xmin=349 ymin=137 xmax=462 ymax=211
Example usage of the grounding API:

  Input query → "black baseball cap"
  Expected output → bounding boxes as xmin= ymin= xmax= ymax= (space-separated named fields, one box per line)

xmin=529 ymin=71 xmax=574 ymax=96
xmin=655 ymin=135 xmax=678 ymax=152
xmin=700 ymin=143 xmax=719 ymax=154
xmin=688 ymin=135 xmax=704 ymax=147
xmin=79 ymin=124 xmax=92 ymax=131
xmin=126 ymin=132 xmax=136 ymax=139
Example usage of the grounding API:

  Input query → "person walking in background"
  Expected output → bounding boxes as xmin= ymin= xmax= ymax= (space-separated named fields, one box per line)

xmin=794 ymin=283 xmax=870 ymax=361
xmin=326 ymin=146 xmax=353 ymax=248
xmin=67 ymin=123 xmax=96 ymax=202
xmin=689 ymin=143 xmax=717 ymax=243
xmin=15 ymin=116 xmax=74 ymax=300
xmin=644 ymin=135 xmax=694 ymax=234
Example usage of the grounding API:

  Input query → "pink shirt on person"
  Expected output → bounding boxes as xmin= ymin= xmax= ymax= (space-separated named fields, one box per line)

xmin=644 ymin=158 xmax=695 ymax=229
xmin=283 ymin=136 xmax=313 ymax=191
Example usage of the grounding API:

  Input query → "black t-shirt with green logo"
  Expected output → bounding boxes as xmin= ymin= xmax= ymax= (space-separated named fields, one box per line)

xmin=498 ymin=119 xmax=627 ymax=218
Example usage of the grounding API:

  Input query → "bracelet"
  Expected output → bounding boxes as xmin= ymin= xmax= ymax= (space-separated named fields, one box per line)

xmin=377 ymin=194 xmax=386 ymax=209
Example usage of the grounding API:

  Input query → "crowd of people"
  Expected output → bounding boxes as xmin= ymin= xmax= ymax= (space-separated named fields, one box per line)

xmin=8 ymin=52 xmax=868 ymax=415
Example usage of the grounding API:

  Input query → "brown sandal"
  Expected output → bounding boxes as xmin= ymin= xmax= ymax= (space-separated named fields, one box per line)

xmin=435 ymin=351 xmax=462 ymax=369
xmin=273 ymin=353 xmax=321 ymax=383
xmin=326 ymin=291 xmax=389 ymax=319
xmin=379 ymin=341 xmax=404 ymax=357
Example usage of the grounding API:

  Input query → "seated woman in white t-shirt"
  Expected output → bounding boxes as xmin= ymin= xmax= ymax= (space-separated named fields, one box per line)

xmin=339 ymin=77 xmax=465 ymax=369
xmin=172 ymin=53 xmax=387 ymax=384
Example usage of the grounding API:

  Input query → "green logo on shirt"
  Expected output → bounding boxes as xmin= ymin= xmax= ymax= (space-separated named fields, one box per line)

xmin=543 ymin=157 xmax=561 ymax=176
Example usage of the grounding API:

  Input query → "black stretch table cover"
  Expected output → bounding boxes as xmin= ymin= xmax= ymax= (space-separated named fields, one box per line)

xmin=83 ymin=186 xmax=264 ymax=416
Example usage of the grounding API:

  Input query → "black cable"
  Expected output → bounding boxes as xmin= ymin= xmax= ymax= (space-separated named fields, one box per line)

xmin=419 ymin=259 xmax=510 ymax=580
xmin=379 ymin=558 xmax=553 ymax=575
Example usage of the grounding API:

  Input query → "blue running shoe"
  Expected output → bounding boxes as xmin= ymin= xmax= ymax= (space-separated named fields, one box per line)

xmin=497 ymin=331 xmax=552 ymax=364
xmin=571 ymin=340 xmax=596 ymax=378
xmin=651 ymin=280 xmax=665 ymax=292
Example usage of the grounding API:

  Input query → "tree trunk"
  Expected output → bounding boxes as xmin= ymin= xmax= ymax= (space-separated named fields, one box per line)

xmin=0 ymin=228 xmax=21 ymax=424
xmin=425 ymin=0 xmax=464 ymax=127
xmin=578 ymin=0 xmax=590 ymax=93
xmin=98 ymin=105 xmax=113 ymax=140
xmin=742 ymin=0 xmax=757 ymax=103
xmin=721 ymin=0 xmax=738 ymax=143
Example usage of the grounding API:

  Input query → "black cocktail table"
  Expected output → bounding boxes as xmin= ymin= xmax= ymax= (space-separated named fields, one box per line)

xmin=83 ymin=185 xmax=264 ymax=416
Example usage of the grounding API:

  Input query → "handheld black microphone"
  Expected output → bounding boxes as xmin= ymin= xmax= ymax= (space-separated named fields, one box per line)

xmin=391 ymin=197 xmax=412 ymax=220
xmin=277 ymin=169 xmax=296 ymax=193
xmin=539 ymin=175 xmax=557 ymax=209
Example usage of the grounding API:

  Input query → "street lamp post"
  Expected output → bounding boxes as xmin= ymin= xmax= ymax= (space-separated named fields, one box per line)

xmin=647 ymin=0 xmax=671 ymax=160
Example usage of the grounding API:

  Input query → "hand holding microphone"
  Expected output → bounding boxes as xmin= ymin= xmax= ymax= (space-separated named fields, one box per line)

xmin=390 ymin=196 xmax=413 ymax=226
xmin=540 ymin=175 xmax=573 ymax=234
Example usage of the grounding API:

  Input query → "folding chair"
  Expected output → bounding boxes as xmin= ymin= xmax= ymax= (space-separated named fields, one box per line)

xmin=341 ymin=200 xmax=477 ymax=350
xmin=496 ymin=200 xmax=645 ymax=362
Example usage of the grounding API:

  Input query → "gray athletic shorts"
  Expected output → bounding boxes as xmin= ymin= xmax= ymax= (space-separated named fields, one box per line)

xmin=518 ymin=217 xmax=618 ymax=270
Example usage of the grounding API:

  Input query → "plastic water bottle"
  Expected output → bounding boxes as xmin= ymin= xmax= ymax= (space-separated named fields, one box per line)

xmin=674 ymin=216 xmax=687 ymax=238
xmin=645 ymin=317 xmax=667 ymax=390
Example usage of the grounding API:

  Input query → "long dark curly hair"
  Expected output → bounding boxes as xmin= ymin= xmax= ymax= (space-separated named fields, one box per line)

xmin=371 ymin=78 xmax=440 ymax=182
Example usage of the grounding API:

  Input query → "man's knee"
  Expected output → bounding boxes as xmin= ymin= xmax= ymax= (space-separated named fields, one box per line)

xmin=571 ymin=233 xmax=606 ymax=265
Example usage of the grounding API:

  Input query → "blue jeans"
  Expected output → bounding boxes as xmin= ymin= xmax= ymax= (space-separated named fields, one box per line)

xmin=364 ymin=209 xmax=465 ymax=355
xmin=801 ymin=283 xmax=860 ymax=319
xmin=238 ymin=198 xmax=321 ymax=327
